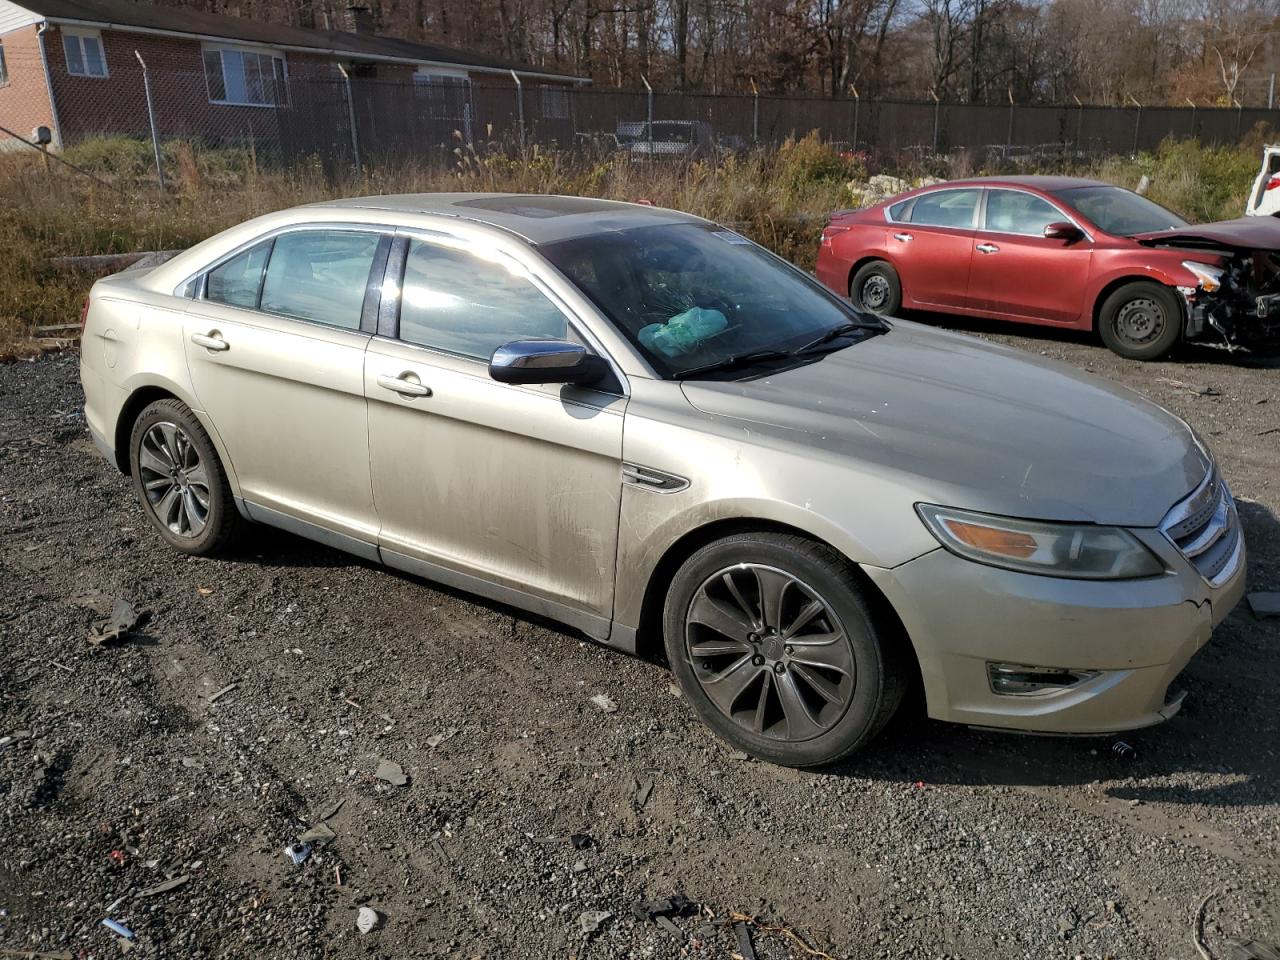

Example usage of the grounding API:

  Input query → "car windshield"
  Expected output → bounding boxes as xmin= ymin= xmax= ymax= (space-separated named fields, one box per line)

xmin=541 ymin=223 xmax=882 ymax=379
xmin=1053 ymin=185 xmax=1189 ymax=236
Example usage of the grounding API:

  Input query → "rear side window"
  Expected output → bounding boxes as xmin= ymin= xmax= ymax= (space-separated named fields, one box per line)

xmin=398 ymin=239 xmax=569 ymax=361
xmin=206 ymin=242 xmax=271 ymax=308
xmin=984 ymin=190 xmax=1062 ymax=235
xmin=259 ymin=231 xmax=381 ymax=329
xmin=906 ymin=189 xmax=980 ymax=228
xmin=887 ymin=199 xmax=911 ymax=220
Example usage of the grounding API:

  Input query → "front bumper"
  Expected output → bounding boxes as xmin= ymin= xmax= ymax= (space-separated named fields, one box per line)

xmin=864 ymin=526 xmax=1246 ymax=734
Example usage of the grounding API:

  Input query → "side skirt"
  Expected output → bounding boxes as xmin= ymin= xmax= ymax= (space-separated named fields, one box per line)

xmin=236 ymin=498 xmax=633 ymax=653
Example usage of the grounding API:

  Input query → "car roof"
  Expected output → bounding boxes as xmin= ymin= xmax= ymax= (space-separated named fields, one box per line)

xmin=305 ymin=193 xmax=709 ymax=244
xmin=921 ymin=175 xmax=1110 ymax=192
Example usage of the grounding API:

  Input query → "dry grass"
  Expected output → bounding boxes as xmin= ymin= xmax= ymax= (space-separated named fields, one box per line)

xmin=0 ymin=130 xmax=1266 ymax=356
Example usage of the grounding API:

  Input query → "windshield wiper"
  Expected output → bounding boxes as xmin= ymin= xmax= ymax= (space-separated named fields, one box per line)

xmin=673 ymin=348 xmax=798 ymax=380
xmin=797 ymin=320 xmax=886 ymax=354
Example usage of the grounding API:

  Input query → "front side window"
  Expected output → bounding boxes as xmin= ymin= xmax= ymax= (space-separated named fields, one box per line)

xmin=543 ymin=223 xmax=879 ymax=379
xmin=1053 ymin=185 xmax=1187 ymax=236
xmin=63 ymin=30 xmax=107 ymax=78
xmin=398 ymin=239 xmax=569 ymax=360
xmin=983 ymin=190 xmax=1064 ymax=236
xmin=259 ymin=231 xmax=381 ymax=329
xmin=204 ymin=47 xmax=288 ymax=106
xmin=206 ymin=242 xmax=272 ymax=308
xmin=906 ymin=189 xmax=980 ymax=228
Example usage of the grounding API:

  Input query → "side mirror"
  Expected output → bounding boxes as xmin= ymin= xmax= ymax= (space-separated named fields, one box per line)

xmin=488 ymin=339 xmax=607 ymax=386
xmin=1043 ymin=221 xmax=1083 ymax=242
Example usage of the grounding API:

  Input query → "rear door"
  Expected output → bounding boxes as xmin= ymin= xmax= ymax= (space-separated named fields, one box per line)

xmin=363 ymin=231 xmax=627 ymax=637
xmin=182 ymin=226 xmax=390 ymax=550
xmin=966 ymin=188 xmax=1092 ymax=325
xmin=890 ymin=188 xmax=981 ymax=309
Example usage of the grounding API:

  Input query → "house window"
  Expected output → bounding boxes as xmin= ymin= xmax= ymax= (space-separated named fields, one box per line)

xmin=63 ymin=29 xmax=107 ymax=77
xmin=0 ymin=42 xmax=8 ymax=86
xmin=203 ymin=46 xmax=288 ymax=106
xmin=414 ymin=72 xmax=470 ymax=120
xmin=539 ymin=85 xmax=570 ymax=120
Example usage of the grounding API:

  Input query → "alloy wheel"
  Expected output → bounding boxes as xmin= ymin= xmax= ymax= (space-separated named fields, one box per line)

xmin=684 ymin=563 xmax=856 ymax=742
xmin=1114 ymin=297 xmax=1166 ymax=345
xmin=137 ymin=421 xmax=210 ymax=538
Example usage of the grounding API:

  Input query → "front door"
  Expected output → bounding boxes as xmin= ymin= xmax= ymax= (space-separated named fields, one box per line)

xmin=364 ymin=233 xmax=626 ymax=637
xmin=966 ymin=188 xmax=1093 ymax=325
xmin=182 ymin=227 xmax=388 ymax=548
xmin=891 ymin=187 xmax=983 ymax=310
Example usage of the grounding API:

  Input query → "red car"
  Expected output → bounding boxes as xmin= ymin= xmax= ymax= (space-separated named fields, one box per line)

xmin=816 ymin=175 xmax=1280 ymax=360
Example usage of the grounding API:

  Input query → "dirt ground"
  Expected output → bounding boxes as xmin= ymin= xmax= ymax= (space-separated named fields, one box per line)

xmin=1 ymin=320 xmax=1278 ymax=960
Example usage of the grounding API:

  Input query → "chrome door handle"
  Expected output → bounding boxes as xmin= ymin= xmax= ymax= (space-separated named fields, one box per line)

xmin=893 ymin=232 xmax=913 ymax=242
xmin=191 ymin=332 xmax=229 ymax=351
xmin=976 ymin=242 xmax=1000 ymax=254
xmin=377 ymin=373 xmax=432 ymax=397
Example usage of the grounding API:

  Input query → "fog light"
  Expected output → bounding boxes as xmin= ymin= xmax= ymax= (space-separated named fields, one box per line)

xmin=986 ymin=662 xmax=1102 ymax=697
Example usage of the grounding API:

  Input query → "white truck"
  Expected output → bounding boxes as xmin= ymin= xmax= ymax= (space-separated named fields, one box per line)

xmin=1246 ymin=144 xmax=1280 ymax=217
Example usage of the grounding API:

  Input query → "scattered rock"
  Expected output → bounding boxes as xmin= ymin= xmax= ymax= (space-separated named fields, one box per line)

xmin=577 ymin=910 xmax=612 ymax=936
xmin=298 ymin=822 xmax=336 ymax=844
xmin=374 ymin=759 xmax=408 ymax=786
xmin=570 ymin=833 xmax=593 ymax=850
xmin=1247 ymin=592 xmax=1280 ymax=619
xmin=426 ymin=727 xmax=459 ymax=748
xmin=589 ymin=693 xmax=618 ymax=714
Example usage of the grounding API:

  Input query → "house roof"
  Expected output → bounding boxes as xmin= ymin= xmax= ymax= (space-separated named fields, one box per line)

xmin=15 ymin=0 xmax=586 ymax=82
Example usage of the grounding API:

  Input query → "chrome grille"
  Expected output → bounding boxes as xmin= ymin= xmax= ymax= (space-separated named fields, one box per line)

xmin=1160 ymin=469 xmax=1241 ymax=586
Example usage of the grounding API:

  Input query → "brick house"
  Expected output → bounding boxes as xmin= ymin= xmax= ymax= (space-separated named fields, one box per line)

xmin=0 ymin=0 xmax=586 ymax=154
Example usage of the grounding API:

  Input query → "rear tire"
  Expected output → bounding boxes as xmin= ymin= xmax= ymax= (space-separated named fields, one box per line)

xmin=128 ymin=399 xmax=243 ymax=556
xmin=850 ymin=260 xmax=903 ymax=316
xmin=1098 ymin=281 xmax=1182 ymax=360
xmin=663 ymin=531 xmax=907 ymax=767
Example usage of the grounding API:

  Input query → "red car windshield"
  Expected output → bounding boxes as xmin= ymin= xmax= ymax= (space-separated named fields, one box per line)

xmin=1053 ymin=185 xmax=1188 ymax=236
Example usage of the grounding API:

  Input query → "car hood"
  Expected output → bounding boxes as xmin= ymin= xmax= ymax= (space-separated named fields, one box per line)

xmin=679 ymin=321 xmax=1209 ymax=526
xmin=1132 ymin=216 xmax=1280 ymax=250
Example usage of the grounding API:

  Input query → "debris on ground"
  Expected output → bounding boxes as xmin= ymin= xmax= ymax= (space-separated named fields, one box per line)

xmin=729 ymin=911 xmax=836 ymax=960
xmin=425 ymin=727 xmax=459 ymax=748
xmin=101 ymin=918 xmax=135 ymax=940
xmin=589 ymin=692 xmax=618 ymax=713
xmin=1247 ymin=592 xmax=1280 ymax=619
xmin=356 ymin=906 xmax=383 ymax=934
xmin=0 ymin=948 xmax=75 ymax=959
xmin=298 ymin=822 xmax=336 ymax=844
xmin=138 ymin=875 xmax=189 ymax=897
xmin=576 ymin=910 xmax=612 ymax=936
xmin=205 ymin=682 xmax=237 ymax=705
xmin=631 ymin=893 xmax=694 ymax=923
xmin=312 ymin=797 xmax=345 ymax=822
xmin=283 ymin=842 xmax=311 ymax=865
xmin=1112 ymin=740 xmax=1138 ymax=760
xmin=634 ymin=777 xmax=654 ymax=810
xmin=374 ymin=759 xmax=409 ymax=786
xmin=1224 ymin=938 xmax=1280 ymax=959
xmin=570 ymin=833 xmax=593 ymax=850
xmin=1157 ymin=377 xmax=1221 ymax=397
xmin=87 ymin=598 xmax=145 ymax=646
xmin=733 ymin=919 xmax=758 ymax=959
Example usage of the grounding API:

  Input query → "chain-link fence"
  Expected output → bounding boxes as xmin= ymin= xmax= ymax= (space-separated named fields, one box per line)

xmin=1 ymin=41 xmax=1276 ymax=177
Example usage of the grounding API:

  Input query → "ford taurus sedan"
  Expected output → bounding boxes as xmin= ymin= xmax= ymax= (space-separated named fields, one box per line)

xmin=817 ymin=175 xmax=1280 ymax=360
xmin=80 ymin=194 xmax=1245 ymax=767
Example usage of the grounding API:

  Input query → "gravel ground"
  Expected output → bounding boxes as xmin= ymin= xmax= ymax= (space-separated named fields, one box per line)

xmin=1 ymin=323 xmax=1278 ymax=960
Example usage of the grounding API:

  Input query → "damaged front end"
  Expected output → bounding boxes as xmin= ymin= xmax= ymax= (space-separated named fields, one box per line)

xmin=1136 ymin=218 xmax=1280 ymax=353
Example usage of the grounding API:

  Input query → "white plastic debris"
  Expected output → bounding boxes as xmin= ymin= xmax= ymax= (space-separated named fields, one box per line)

xmin=356 ymin=906 xmax=382 ymax=934
xmin=589 ymin=693 xmax=618 ymax=714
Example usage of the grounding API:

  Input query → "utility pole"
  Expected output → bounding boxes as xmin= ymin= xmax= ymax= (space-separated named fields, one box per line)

xmin=969 ymin=0 xmax=985 ymax=102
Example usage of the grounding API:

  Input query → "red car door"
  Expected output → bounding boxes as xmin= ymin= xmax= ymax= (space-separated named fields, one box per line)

xmin=966 ymin=188 xmax=1093 ymax=326
xmin=891 ymin=187 xmax=981 ymax=309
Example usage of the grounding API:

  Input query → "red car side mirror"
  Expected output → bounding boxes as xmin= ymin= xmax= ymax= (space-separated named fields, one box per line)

xmin=1044 ymin=221 xmax=1083 ymax=242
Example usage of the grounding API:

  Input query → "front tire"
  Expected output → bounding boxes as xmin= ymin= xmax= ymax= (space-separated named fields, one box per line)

xmin=850 ymin=260 xmax=903 ymax=316
xmin=1098 ymin=281 xmax=1182 ymax=360
xmin=663 ymin=532 xmax=907 ymax=767
xmin=128 ymin=398 xmax=242 ymax=556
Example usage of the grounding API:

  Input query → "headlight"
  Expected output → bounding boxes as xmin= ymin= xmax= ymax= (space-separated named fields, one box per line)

xmin=916 ymin=504 xmax=1165 ymax=579
xmin=1182 ymin=260 xmax=1224 ymax=292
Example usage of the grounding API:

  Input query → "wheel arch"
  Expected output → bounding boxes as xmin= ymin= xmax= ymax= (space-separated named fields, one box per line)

xmin=846 ymin=255 xmax=897 ymax=297
xmin=1089 ymin=273 xmax=1186 ymax=334
xmin=114 ymin=385 xmax=182 ymax=474
xmin=633 ymin=517 xmax=924 ymax=696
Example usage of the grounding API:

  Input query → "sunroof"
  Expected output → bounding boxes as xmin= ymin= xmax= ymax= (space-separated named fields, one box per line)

xmin=453 ymin=196 xmax=621 ymax=219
